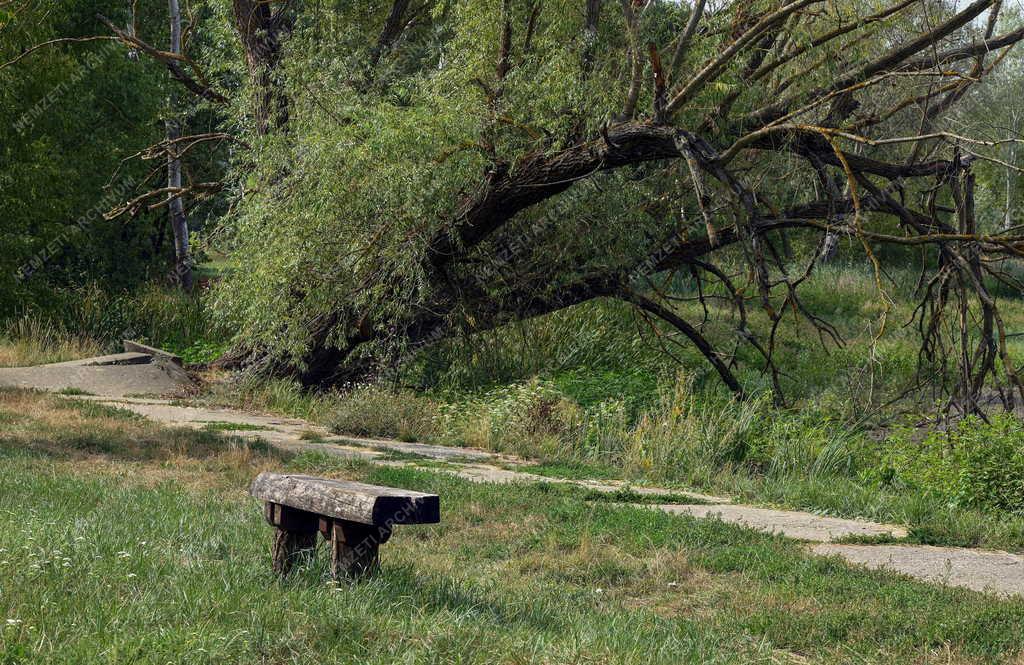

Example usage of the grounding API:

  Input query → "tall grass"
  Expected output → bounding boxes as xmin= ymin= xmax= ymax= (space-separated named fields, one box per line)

xmin=0 ymin=315 xmax=103 ymax=367
xmin=316 ymin=372 xmax=869 ymax=486
xmin=46 ymin=283 xmax=213 ymax=350
xmin=1 ymin=283 xmax=220 ymax=365
xmin=621 ymin=376 xmax=767 ymax=481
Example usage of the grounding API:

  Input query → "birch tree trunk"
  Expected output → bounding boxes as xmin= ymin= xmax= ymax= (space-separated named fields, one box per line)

xmin=167 ymin=0 xmax=193 ymax=291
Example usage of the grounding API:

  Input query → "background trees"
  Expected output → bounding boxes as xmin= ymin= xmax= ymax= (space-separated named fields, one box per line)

xmin=0 ymin=1 xmax=165 ymax=313
xmin=0 ymin=0 xmax=234 ymax=312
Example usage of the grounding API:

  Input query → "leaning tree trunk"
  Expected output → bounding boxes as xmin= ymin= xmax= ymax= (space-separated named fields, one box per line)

xmin=167 ymin=0 xmax=193 ymax=291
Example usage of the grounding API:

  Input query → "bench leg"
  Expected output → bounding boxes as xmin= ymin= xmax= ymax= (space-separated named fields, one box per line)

xmin=265 ymin=502 xmax=319 ymax=576
xmin=271 ymin=528 xmax=318 ymax=576
xmin=330 ymin=520 xmax=390 ymax=580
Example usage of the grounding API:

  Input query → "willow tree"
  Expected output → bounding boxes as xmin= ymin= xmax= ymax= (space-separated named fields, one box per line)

xmin=207 ymin=0 xmax=1024 ymax=411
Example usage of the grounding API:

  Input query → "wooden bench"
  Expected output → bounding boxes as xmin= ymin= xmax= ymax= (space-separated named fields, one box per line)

xmin=250 ymin=472 xmax=440 ymax=579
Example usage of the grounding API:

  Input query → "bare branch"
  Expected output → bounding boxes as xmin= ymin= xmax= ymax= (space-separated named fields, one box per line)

xmin=665 ymin=0 xmax=824 ymax=115
xmin=96 ymin=13 xmax=228 ymax=104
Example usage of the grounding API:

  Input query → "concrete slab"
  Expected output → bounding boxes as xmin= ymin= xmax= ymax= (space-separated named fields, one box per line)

xmin=653 ymin=504 xmax=908 ymax=542
xmin=574 ymin=479 xmax=729 ymax=503
xmin=67 ymin=396 xmax=176 ymax=405
xmin=108 ymin=402 xmax=312 ymax=430
xmin=812 ymin=544 xmax=1024 ymax=597
xmin=0 ymin=364 xmax=188 ymax=398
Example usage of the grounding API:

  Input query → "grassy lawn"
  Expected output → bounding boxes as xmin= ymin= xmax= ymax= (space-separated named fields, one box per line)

xmin=2 ymin=389 xmax=1024 ymax=664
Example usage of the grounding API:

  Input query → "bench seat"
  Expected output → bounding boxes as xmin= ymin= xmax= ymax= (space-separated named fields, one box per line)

xmin=250 ymin=472 xmax=440 ymax=579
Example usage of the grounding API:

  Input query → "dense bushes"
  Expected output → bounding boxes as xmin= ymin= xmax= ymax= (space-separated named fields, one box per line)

xmin=879 ymin=415 xmax=1024 ymax=513
xmin=0 ymin=2 xmax=173 ymax=316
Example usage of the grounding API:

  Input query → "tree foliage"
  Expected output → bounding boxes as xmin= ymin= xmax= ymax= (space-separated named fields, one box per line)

xmin=0 ymin=1 xmax=168 ymax=314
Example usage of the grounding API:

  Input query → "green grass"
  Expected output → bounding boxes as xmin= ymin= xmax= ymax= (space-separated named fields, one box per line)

xmin=532 ymin=482 xmax=715 ymax=506
xmin=3 ymin=388 xmax=1024 ymax=663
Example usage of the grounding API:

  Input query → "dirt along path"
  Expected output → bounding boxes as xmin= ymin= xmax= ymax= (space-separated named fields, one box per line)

xmin=6 ymin=348 xmax=1024 ymax=598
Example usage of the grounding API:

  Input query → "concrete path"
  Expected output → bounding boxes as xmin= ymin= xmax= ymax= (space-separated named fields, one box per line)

xmin=8 ymin=351 xmax=1024 ymax=599
xmin=73 ymin=397 xmax=725 ymax=503
xmin=75 ymin=399 xmax=905 ymax=543
xmin=655 ymin=504 xmax=908 ymax=542
xmin=812 ymin=544 xmax=1024 ymax=597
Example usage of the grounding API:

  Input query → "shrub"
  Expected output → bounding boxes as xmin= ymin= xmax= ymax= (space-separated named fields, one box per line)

xmin=879 ymin=414 xmax=1024 ymax=513
xmin=328 ymin=384 xmax=440 ymax=442
xmin=177 ymin=339 xmax=230 ymax=365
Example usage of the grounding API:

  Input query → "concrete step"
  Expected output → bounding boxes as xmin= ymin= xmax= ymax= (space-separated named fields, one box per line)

xmin=123 ymin=340 xmax=183 ymax=367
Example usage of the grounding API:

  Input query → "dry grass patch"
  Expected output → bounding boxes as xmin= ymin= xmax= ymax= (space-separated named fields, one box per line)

xmin=52 ymin=449 xmax=281 ymax=498
xmin=0 ymin=318 xmax=103 ymax=367
xmin=0 ymin=389 xmax=284 ymax=474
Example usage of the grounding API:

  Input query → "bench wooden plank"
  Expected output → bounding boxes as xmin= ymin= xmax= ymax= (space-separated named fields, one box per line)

xmin=250 ymin=472 xmax=440 ymax=526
